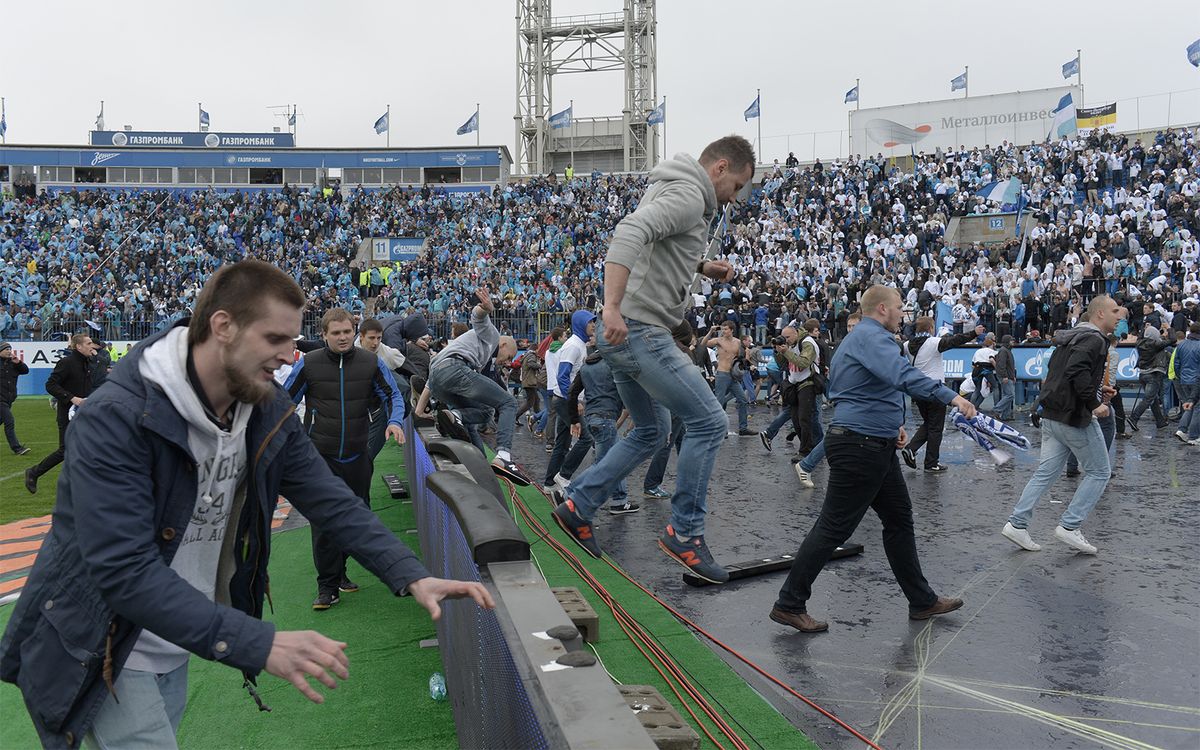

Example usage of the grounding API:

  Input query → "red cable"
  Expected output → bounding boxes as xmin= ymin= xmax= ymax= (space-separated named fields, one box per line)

xmin=510 ymin=486 xmax=747 ymax=750
xmin=517 ymin=481 xmax=884 ymax=750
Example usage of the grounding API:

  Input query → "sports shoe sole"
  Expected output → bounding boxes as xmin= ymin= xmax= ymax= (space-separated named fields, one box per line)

xmin=608 ymin=503 xmax=641 ymax=515
xmin=657 ymin=539 xmax=727 ymax=584
xmin=491 ymin=461 xmax=532 ymax=486
xmin=436 ymin=410 xmax=472 ymax=443
xmin=312 ymin=595 xmax=341 ymax=611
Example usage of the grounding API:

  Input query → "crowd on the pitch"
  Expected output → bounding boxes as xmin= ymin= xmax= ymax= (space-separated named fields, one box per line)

xmin=1 ymin=126 xmax=1198 ymax=347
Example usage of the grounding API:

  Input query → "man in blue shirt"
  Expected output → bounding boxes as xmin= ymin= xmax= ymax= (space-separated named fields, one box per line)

xmin=770 ymin=286 xmax=977 ymax=633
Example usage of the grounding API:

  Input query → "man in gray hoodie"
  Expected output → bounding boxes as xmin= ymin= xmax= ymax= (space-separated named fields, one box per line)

xmin=552 ymin=135 xmax=755 ymax=584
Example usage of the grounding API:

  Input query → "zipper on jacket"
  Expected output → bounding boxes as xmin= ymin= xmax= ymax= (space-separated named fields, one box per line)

xmin=338 ymin=355 xmax=346 ymax=459
xmin=246 ymin=403 xmax=296 ymax=622
xmin=307 ymin=409 xmax=317 ymax=435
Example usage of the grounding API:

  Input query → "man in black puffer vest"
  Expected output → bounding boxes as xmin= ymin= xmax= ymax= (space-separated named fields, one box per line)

xmin=285 ymin=309 xmax=406 ymax=610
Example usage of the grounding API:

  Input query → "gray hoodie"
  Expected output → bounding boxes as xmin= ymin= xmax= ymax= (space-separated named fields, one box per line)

xmin=606 ymin=154 xmax=718 ymax=330
xmin=432 ymin=306 xmax=499 ymax=371
xmin=131 ymin=327 xmax=252 ymax=673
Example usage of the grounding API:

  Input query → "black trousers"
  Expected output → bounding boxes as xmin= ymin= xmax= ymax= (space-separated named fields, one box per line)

xmin=0 ymin=401 xmax=20 ymax=450
xmin=311 ymin=452 xmax=373 ymax=594
xmin=775 ymin=430 xmax=938 ymax=614
xmin=794 ymin=383 xmax=817 ymax=454
xmin=907 ymin=398 xmax=947 ymax=469
xmin=31 ymin=404 xmax=70 ymax=478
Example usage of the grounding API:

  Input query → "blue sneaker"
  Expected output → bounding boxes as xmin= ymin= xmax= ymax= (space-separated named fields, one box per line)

xmin=657 ymin=525 xmax=729 ymax=584
xmin=551 ymin=499 xmax=602 ymax=559
xmin=642 ymin=486 xmax=670 ymax=500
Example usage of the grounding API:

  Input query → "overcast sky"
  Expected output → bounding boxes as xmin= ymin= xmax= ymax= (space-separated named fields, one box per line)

xmin=3 ymin=0 xmax=1198 ymax=164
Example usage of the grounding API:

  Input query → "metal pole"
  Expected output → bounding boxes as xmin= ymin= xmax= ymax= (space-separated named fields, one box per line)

xmin=386 ymin=104 xmax=390 ymax=148
xmin=476 ymin=103 xmax=480 ymax=147
xmin=964 ymin=67 xmax=968 ymax=98
xmin=856 ymin=78 xmax=860 ymax=111
xmin=1077 ymin=49 xmax=1083 ymax=108
xmin=757 ymin=88 xmax=762 ymax=163
xmin=663 ymin=95 xmax=667 ymax=161
xmin=1 ymin=97 xmax=4 ymax=144
xmin=1166 ymin=92 xmax=1172 ymax=129
xmin=569 ymin=98 xmax=574 ymax=175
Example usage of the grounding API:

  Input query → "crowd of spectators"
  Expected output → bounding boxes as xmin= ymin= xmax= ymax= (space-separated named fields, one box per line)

xmin=2 ymin=126 xmax=1198 ymax=347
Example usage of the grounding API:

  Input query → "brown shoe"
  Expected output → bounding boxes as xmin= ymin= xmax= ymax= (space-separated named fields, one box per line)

xmin=909 ymin=596 xmax=964 ymax=620
xmin=769 ymin=607 xmax=828 ymax=633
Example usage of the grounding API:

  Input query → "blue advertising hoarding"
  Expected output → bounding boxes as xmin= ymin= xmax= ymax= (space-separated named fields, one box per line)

xmin=941 ymin=346 xmax=1140 ymax=382
xmin=90 ymin=131 xmax=296 ymax=148
xmin=1 ymin=146 xmax=503 ymax=169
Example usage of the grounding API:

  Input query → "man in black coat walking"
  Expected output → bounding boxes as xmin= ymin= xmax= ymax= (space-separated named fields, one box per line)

xmin=0 ymin=341 xmax=31 ymax=455
xmin=25 ymin=333 xmax=98 ymax=493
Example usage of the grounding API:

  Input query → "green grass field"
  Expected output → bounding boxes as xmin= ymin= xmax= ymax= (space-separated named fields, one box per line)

xmin=0 ymin=397 xmax=63 ymax=523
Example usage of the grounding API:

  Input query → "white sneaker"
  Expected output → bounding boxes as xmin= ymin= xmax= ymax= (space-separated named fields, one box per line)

xmin=1001 ymin=522 xmax=1041 ymax=551
xmin=1189 ymin=438 xmax=1200 ymax=447
xmin=553 ymin=472 xmax=571 ymax=494
xmin=1176 ymin=430 xmax=1190 ymax=443
xmin=1054 ymin=525 xmax=1097 ymax=554
xmin=795 ymin=465 xmax=815 ymax=488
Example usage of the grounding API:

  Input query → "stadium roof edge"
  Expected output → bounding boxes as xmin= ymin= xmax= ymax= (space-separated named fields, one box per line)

xmin=0 ymin=142 xmax=513 ymax=160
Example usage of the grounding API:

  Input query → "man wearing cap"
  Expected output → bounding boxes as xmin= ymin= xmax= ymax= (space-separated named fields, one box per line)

xmin=0 ymin=341 xmax=31 ymax=455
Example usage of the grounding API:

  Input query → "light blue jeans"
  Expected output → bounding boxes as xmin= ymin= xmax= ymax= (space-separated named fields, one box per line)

xmin=567 ymin=319 xmax=727 ymax=537
xmin=428 ymin=358 xmax=517 ymax=455
xmin=1178 ymin=383 xmax=1200 ymax=440
xmin=85 ymin=663 xmax=188 ymax=749
xmin=585 ymin=414 xmax=627 ymax=505
xmin=1009 ymin=417 xmax=1109 ymax=531
xmin=713 ymin=371 xmax=749 ymax=431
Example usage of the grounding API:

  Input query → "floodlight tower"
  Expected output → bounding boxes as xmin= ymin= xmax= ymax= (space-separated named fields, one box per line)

xmin=514 ymin=0 xmax=658 ymax=175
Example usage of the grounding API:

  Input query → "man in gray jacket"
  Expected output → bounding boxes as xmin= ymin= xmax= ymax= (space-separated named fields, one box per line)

xmin=552 ymin=135 xmax=755 ymax=584
xmin=993 ymin=335 xmax=1017 ymax=421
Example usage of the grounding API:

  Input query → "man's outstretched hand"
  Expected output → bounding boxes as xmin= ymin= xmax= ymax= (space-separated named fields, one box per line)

xmin=408 ymin=577 xmax=496 ymax=621
xmin=475 ymin=287 xmax=495 ymax=314
xmin=266 ymin=630 xmax=350 ymax=704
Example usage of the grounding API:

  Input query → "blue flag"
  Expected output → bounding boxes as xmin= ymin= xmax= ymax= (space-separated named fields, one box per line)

xmin=456 ymin=110 xmax=478 ymax=135
xmin=975 ymin=177 xmax=1021 ymax=207
xmin=950 ymin=70 xmax=967 ymax=92
xmin=1189 ymin=38 xmax=1200 ymax=67
xmin=0 ymin=106 xmax=6 ymax=139
xmin=844 ymin=85 xmax=859 ymax=104
xmin=646 ymin=101 xmax=665 ymax=125
xmin=744 ymin=95 xmax=760 ymax=121
xmin=935 ymin=301 xmax=954 ymax=334
xmin=199 ymin=107 xmax=210 ymax=128
xmin=1061 ymin=56 xmax=1079 ymax=78
xmin=549 ymin=105 xmax=572 ymax=129
xmin=373 ymin=111 xmax=389 ymax=134
xmin=288 ymin=110 xmax=296 ymax=127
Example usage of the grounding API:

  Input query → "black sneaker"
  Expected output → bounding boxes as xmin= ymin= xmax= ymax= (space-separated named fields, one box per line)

xmin=1030 ymin=412 xmax=1042 ymax=428
xmin=436 ymin=409 xmax=472 ymax=442
xmin=759 ymin=431 xmax=772 ymax=451
xmin=544 ymin=443 xmax=554 ymax=453
xmin=901 ymin=448 xmax=917 ymax=469
xmin=551 ymin=499 xmax=602 ymax=558
xmin=491 ymin=458 xmax=532 ymax=486
xmin=925 ymin=464 xmax=949 ymax=473
xmin=657 ymin=525 xmax=729 ymax=584
xmin=338 ymin=578 xmax=359 ymax=593
xmin=608 ymin=501 xmax=641 ymax=515
xmin=312 ymin=591 xmax=340 ymax=610
xmin=737 ymin=428 xmax=756 ymax=437
xmin=1065 ymin=469 xmax=1081 ymax=478
xmin=24 ymin=468 xmax=38 ymax=494
xmin=12 ymin=445 xmax=30 ymax=456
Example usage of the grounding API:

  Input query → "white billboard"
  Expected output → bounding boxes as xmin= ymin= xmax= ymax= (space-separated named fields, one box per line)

xmin=850 ymin=86 xmax=1081 ymax=156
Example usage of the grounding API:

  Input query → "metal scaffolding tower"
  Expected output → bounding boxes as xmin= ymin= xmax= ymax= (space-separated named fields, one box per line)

xmin=514 ymin=0 xmax=657 ymax=175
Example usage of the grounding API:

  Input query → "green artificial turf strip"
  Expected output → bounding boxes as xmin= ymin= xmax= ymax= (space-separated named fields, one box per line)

xmin=0 ymin=397 xmax=64 ymax=523
xmin=507 ymin=481 xmax=818 ymax=750
xmin=1 ymin=449 xmax=459 ymax=750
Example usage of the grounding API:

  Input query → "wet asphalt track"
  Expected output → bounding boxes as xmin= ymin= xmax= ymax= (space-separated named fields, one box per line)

xmin=511 ymin=399 xmax=1200 ymax=750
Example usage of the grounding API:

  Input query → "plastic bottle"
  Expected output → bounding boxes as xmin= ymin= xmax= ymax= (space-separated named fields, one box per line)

xmin=429 ymin=672 xmax=447 ymax=701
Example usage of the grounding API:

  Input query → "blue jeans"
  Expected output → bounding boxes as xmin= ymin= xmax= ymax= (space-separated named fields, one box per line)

xmin=1067 ymin=411 xmax=1115 ymax=473
xmin=1009 ymin=418 xmax=1109 ymax=531
xmin=1178 ymin=383 xmax=1200 ymax=439
xmin=643 ymin=405 xmax=678 ymax=491
xmin=970 ymin=371 xmax=999 ymax=408
xmin=994 ymin=379 xmax=1016 ymax=420
xmin=567 ymin=319 xmax=727 ymax=537
xmin=798 ymin=409 xmax=826 ymax=472
xmin=85 ymin=663 xmax=188 ymax=749
xmin=585 ymin=415 xmax=627 ymax=505
xmin=714 ymin=371 xmax=749 ymax=431
xmin=428 ymin=359 xmax=517 ymax=455
xmin=536 ymin=387 xmax=552 ymax=432
xmin=764 ymin=407 xmax=792 ymax=439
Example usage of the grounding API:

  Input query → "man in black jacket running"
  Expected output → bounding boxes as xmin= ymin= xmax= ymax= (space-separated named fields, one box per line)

xmin=25 ymin=333 xmax=98 ymax=493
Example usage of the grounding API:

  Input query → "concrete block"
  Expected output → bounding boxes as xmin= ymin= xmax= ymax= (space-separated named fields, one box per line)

xmin=551 ymin=587 xmax=600 ymax=643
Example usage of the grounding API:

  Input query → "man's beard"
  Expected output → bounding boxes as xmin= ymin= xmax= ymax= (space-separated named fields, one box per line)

xmin=224 ymin=362 xmax=274 ymax=405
